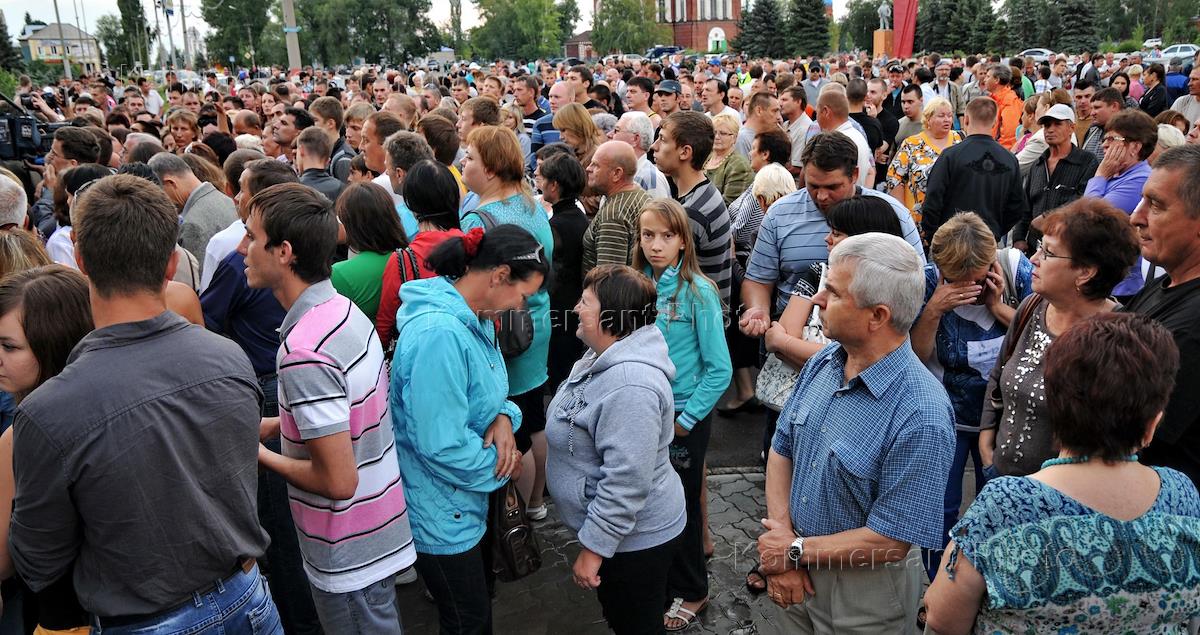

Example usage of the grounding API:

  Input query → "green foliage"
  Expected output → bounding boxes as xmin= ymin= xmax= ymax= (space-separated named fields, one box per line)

xmin=202 ymin=0 xmax=274 ymax=67
xmin=918 ymin=0 xmax=994 ymax=54
xmin=95 ymin=15 xmax=131 ymax=70
xmin=734 ymin=0 xmax=786 ymax=58
xmin=26 ymin=60 xmax=81 ymax=84
xmin=474 ymin=0 xmax=561 ymax=59
xmin=0 ymin=12 xmax=23 ymax=71
xmin=118 ymin=0 xmax=151 ymax=67
xmin=840 ymin=0 xmax=878 ymax=52
xmin=788 ymin=0 xmax=831 ymax=58
xmin=557 ymin=0 xmax=581 ymax=39
xmin=24 ymin=13 xmax=46 ymax=27
xmin=1055 ymin=0 xmax=1098 ymax=54
xmin=0 ymin=69 xmax=17 ymax=98
xmin=591 ymin=0 xmax=668 ymax=55
xmin=988 ymin=18 xmax=1009 ymax=53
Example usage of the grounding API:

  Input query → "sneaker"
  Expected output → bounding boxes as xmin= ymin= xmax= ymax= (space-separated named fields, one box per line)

xmin=526 ymin=504 xmax=548 ymax=521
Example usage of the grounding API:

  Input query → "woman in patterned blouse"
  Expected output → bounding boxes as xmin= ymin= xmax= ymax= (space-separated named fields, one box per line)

xmin=886 ymin=97 xmax=963 ymax=227
xmin=923 ymin=312 xmax=1200 ymax=634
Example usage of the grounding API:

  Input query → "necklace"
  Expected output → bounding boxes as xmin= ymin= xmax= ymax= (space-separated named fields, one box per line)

xmin=1040 ymin=454 xmax=1138 ymax=469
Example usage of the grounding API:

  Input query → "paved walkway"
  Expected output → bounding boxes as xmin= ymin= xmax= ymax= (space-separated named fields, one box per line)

xmin=396 ymin=470 xmax=781 ymax=634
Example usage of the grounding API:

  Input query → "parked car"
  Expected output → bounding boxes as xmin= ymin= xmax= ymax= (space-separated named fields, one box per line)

xmin=1147 ymin=44 xmax=1199 ymax=65
xmin=1144 ymin=37 xmax=1164 ymax=49
xmin=1017 ymin=48 xmax=1055 ymax=63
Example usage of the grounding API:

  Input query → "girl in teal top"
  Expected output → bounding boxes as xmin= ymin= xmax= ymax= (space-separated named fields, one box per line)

xmin=635 ymin=199 xmax=732 ymax=432
xmin=635 ymin=198 xmax=731 ymax=627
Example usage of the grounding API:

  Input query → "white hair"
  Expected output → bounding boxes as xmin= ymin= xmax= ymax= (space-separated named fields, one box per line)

xmin=751 ymin=163 xmax=796 ymax=209
xmin=0 ymin=176 xmax=27 ymax=227
xmin=1157 ymin=124 xmax=1186 ymax=150
xmin=125 ymin=132 xmax=163 ymax=151
xmin=619 ymin=111 xmax=654 ymax=153
xmin=592 ymin=113 xmax=618 ymax=137
xmin=235 ymin=134 xmax=265 ymax=152
xmin=828 ymin=232 xmax=924 ymax=332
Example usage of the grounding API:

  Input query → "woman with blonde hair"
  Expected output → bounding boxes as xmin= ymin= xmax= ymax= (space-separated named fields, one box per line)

xmin=634 ymin=199 xmax=731 ymax=631
xmin=164 ymin=108 xmax=201 ymax=153
xmin=459 ymin=125 xmax=556 ymax=512
xmin=553 ymin=103 xmax=605 ymax=168
xmin=0 ymin=229 xmax=50 ymax=279
xmin=703 ymin=113 xmax=753 ymax=206
xmin=886 ymin=96 xmax=962 ymax=226
xmin=910 ymin=211 xmax=1034 ymax=582
xmin=500 ymin=101 xmax=531 ymax=155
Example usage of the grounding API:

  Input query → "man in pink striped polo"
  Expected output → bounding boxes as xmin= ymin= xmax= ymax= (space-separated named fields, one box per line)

xmin=242 ymin=182 xmax=414 ymax=634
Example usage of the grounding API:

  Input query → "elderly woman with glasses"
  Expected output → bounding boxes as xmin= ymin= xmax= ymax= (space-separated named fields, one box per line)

xmin=703 ymin=113 xmax=753 ymax=206
xmin=979 ymin=198 xmax=1139 ymax=479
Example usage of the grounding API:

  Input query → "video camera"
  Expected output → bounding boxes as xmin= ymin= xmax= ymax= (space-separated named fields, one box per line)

xmin=0 ymin=93 xmax=69 ymax=161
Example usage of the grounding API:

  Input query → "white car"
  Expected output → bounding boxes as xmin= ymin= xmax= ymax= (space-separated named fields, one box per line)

xmin=1143 ymin=38 xmax=1163 ymax=49
xmin=1161 ymin=44 xmax=1199 ymax=60
xmin=1017 ymin=48 xmax=1054 ymax=63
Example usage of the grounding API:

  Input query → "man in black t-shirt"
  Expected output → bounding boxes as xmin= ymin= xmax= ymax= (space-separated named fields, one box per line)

xmin=1120 ymin=145 xmax=1200 ymax=486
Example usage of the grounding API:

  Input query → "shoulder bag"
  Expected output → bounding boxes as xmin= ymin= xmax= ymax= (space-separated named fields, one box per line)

xmin=488 ymin=481 xmax=542 ymax=582
xmin=755 ymin=263 xmax=829 ymax=412
xmin=469 ymin=209 xmax=535 ymax=358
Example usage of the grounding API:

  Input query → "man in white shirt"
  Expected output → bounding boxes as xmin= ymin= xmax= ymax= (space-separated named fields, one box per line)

xmin=140 ymin=77 xmax=164 ymax=116
xmin=610 ymin=112 xmax=671 ymax=199
xmin=702 ymin=78 xmax=741 ymax=121
xmin=816 ymin=91 xmax=873 ymax=187
xmin=1169 ymin=68 xmax=1200 ymax=125
xmin=780 ymin=86 xmax=814 ymax=172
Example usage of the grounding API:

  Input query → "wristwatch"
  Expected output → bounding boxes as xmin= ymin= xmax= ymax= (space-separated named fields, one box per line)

xmin=787 ymin=536 xmax=805 ymax=566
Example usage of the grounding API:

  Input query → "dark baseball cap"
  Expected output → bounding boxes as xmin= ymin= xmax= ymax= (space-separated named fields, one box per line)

xmin=655 ymin=80 xmax=682 ymax=95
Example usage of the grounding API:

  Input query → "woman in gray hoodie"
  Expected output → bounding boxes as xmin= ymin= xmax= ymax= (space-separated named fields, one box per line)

xmin=546 ymin=264 xmax=687 ymax=635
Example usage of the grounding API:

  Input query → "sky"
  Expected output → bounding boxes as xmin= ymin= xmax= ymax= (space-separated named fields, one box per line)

xmin=4 ymin=0 xmax=850 ymax=57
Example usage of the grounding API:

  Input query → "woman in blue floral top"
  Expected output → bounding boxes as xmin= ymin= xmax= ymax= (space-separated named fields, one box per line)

xmin=923 ymin=313 xmax=1200 ymax=634
xmin=910 ymin=212 xmax=1034 ymax=581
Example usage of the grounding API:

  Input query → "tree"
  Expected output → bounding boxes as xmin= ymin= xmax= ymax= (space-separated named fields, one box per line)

xmin=1003 ymin=0 xmax=1046 ymax=52
xmin=967 ymin=0 xmax=996 ymax=53
xmin=474 ymin=0 xmax=561 ymax=59
xmin=916 ymin=0 xmax=951 ymax=53
xmin=24 ymin=13 xmax=46 ymax=27
xmin=988 ymin=18 xmax=1010 ymax=53
xmin=788 ymin=0 xmax=830 ymax=58
xmin=592 ymin=0 xmax=669 ymax=54
xmin=840 ymin=0 xmax=879 ymax=52
xmin=95 ymin=15 xmax=133 ymax=70
xmin=1055 ymin=0 xmax=1097 ymax=53
xmin=557 ymin=0 xmax=581 ymax=39
xmin=201 ymin=0 xmax=273 ymax=67
xmin=0 ymin=11 xmax=23 ymax=71
xmin=118 ymin=0 xmax=150 ymax=68
xmin=733 ymin=0 xmax=786 ymax=58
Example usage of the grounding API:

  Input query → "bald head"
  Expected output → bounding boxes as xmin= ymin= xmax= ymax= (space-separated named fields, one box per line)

xmin=817 ymin=90 xmax=850 ymax=127
xmin=587 ymin=141 xmax=640 ymax=195
xmin=548 ymin=81 xmax=574 ymax=113
xmin=234 ymin=110 xmax=262 ymax=136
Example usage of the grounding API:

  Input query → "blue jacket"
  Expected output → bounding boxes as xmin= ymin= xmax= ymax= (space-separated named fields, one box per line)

xmin=647 ymin=263 xmax=732 ymax=430
xmin=546 ymin=325 xmax=686 ymax=557
xmin=390 ymin=276 xmax=523 ymax=555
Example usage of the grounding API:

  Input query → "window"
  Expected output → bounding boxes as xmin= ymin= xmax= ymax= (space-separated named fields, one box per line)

xmin=50 ymin=46 xmax=58 ymax=55
xmin=711 ymin=0 xmax=717 ymax=19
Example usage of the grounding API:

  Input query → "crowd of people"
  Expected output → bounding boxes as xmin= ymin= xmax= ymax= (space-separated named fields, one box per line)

xmin=0 ymin=46 xmax=1198 ymax=634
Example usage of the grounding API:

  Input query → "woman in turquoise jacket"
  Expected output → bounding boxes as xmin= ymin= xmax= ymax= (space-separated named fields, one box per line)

xmin=391 ymin=225 xmax=549 ymax=634
xmin=634 ymin=199 xmax=732 ymax=631
xmin=459 ymin=124 xmax=556 ymax=519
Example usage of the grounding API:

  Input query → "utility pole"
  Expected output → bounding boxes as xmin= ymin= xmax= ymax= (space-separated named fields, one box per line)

xmin=152 ymin=0 xmax=165 ymax=71
xmin=179 ymin=0 xmax=191 ymax=68
xmin=281 ymin=0 xmax=301 ymax=71
xmin=163 ymin=0 xmax=178 ymax=69
xmin=245 ymin=23 xmax=257 ymax=73
xmin=52 ymin=0 xmax=72 ymax=79
xmin=70 ymin=0 xmax=85 ymax=72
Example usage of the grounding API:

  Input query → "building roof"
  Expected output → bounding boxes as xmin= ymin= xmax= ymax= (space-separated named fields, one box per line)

xmin=17 ymin=23 xmax=95 ymax=42
xmin=565 ymin=30 xmax=592 ymax=44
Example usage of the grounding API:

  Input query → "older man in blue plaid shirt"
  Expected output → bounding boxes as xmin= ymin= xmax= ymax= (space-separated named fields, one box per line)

xmin=756 ymin=233 xmax=955 ymax=634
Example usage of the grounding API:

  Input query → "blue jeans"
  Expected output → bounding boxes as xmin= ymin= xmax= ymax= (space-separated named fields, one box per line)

xmin=90 ymin=563 xmax=282 ymax=634
xmin=923 ymin=431 xmax=984 ymax=582
xmin=309 ymin=576 xmax=402 ymax=635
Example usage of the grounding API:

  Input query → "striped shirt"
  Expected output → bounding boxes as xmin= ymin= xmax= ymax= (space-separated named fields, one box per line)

xmin=582 ymin=188 xmax=650 ymax=272
xmin=745 ymin=187 xmax=925 ymax=314
xmin=635 ymin=155 xmax=671 ymax=199
xmin=277 ymin=280 xmax=415 ymax=594
xmin=672 ymin=178 xmax=734 ymax=307
xmin=528 ymin=112 xmax=561 ymax=171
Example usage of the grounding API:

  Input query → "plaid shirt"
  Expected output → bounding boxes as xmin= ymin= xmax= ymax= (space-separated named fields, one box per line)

xmin=1015 ymin=146 xmax=1100 ymax=243
xmin=772 ymin=341 xmax=955 ymax=549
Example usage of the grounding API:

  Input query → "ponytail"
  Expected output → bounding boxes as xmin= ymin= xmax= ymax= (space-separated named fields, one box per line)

xmin=427 ymin=223 xmax=550 ymax=287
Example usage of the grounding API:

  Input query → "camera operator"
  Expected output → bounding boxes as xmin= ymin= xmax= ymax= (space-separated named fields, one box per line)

xmin=28 ymin=127 xmax=101 ymax=238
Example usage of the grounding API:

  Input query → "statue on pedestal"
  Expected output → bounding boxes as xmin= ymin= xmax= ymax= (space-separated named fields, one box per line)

xmin=878 ymin=1 xmax=891 ymax=30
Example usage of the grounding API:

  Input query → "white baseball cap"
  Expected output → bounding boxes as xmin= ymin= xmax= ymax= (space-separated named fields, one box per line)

xmin=1038 ymin=103 xmax=1076 ymax=124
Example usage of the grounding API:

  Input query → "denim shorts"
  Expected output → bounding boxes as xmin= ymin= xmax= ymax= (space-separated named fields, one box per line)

xmin=90 ymin=563 xmax=282 ymax=634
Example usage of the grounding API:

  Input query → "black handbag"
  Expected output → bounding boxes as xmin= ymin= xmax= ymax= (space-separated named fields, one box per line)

xmin=467 ymin=209 xmax=535 ymax=359
xmin=488 ymin=481 xmax=542 ymax=582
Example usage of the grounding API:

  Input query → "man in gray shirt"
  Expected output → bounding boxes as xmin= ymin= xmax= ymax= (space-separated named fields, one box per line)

xmin=9 ymin=174 xmax=281 ymax=632
xmin=149 ymin=152 xmax=239 ymax=275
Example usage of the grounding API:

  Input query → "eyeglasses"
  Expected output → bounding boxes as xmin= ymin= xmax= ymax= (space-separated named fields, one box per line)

xmin=1035 ymin=244 xmax=1073 ymax=261
xmin=1101 ymin=135 xmax=1127 ymax=145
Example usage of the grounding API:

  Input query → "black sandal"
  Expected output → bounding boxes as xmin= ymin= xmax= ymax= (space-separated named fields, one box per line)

xmin=744 ymin=564 xmax=767 ymax=596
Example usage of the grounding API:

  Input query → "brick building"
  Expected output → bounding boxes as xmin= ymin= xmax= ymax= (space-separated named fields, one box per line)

xmin=594 ymin=0 xmax=741 ymax=54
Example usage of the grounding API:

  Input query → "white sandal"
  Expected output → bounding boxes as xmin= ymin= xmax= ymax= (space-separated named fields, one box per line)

xmin=664 ymin=596 xmax=707 ymax=632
